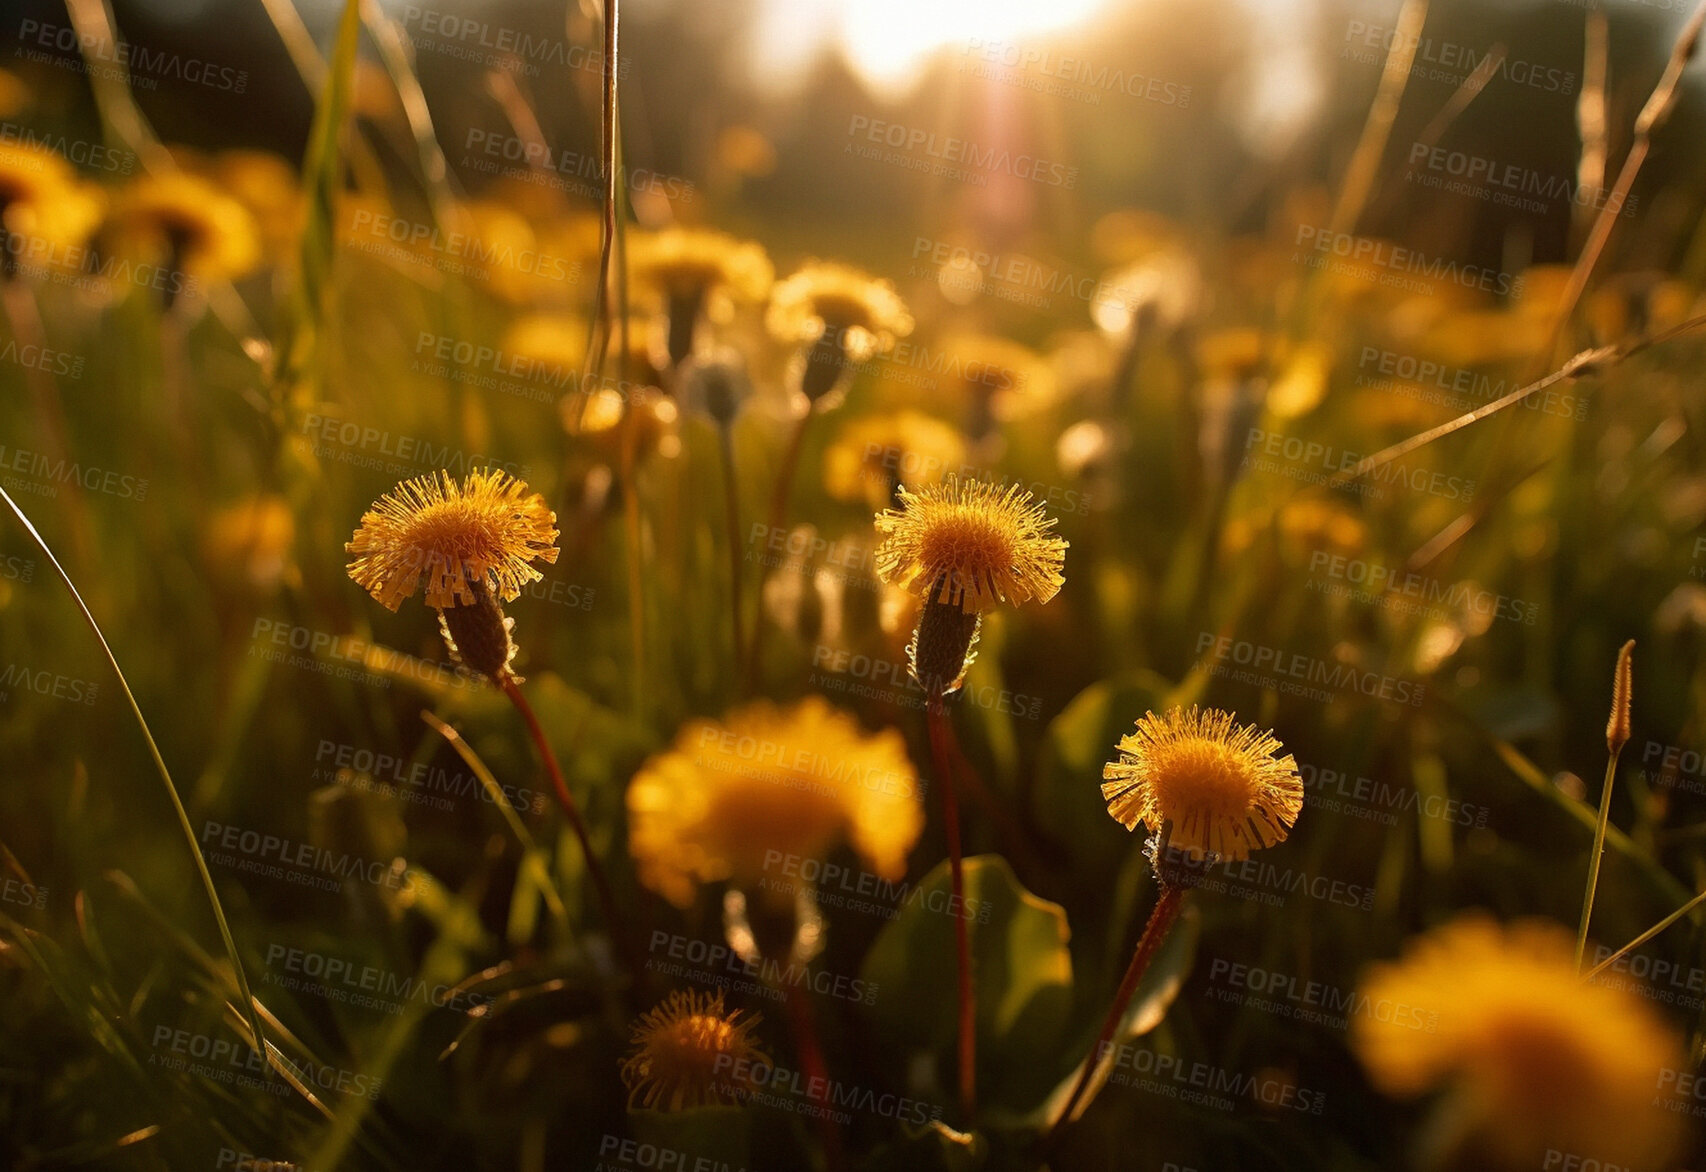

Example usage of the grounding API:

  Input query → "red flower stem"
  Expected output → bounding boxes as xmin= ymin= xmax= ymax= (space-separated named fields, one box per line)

xmin=1048 ymin=883 xmax=1185 ymax=1145
xmin=500 ymin=673 xmax=630 ymax=970
xmin=927 ymin=691 xmax=976 ymax=1121
xmin=783 ymin=981 xmax=846 ymax=1172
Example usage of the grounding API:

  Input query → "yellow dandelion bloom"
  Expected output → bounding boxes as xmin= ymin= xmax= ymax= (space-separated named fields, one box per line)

xmin=767 ymin=260 xmax=914 ymax=362
xmin=620 ymin=990 xmax=771 ymax=1111
xmin=210 ymin=150 xmax=304 ymax=252
xmin=0 ymin=142 xmax=101 ymax=268
xmin=632 ymin=227 xmax=772 ymax=304
xmin=874 ymin=475 xmax=1067 ymax=614
xmin=0 ymin=69 xmax=30 ymax=120
xmin=823 ymin=410 xmax=967 ymax=508
xmin=1353 ymin=916 xmax=1684 ymax=1172
xmin=108 ymin=172 xmax=260 ymax=284
xmin=627 ymin=697 xmax=923 ymax=908
xmin=1101 ymin=706 xmax=1303 ymax=861
xmin=923 ymin=333 xmax=1059 ymax=426
xmin=345 ymin=469 xmax=560 ymax=612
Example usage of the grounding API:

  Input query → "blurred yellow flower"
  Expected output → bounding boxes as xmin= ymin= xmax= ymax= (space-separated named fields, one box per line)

xmin=627 ymin=697 xmax=923 ymax=908
xmin=823 ymin=410 xmax=967 ymax=508
xmin=0 ymin=141 xmax=101 ymax=273
xmin=208 ymin=150 xmax=303 ymax=253
xmin=345 ymin=468 xmax=559 ymax=612
xmin=928 ymin=332 xmax=1058 ymax=427
xmin=1101 ymin=706 xmax=1303 ymax=861
xmin=768 ymin=260 xmax=913 ymax=401
xmin=873 ymin=475 xmax=1067 ymax=614
xmin=108 ymin=172 xmax=260 ymax=285
xmin=0 ymin=69 xmax=30 ymax=120
xmin=620 ymin=989 xmax=770 ymax=1111
xmin=632 ymin=227 xmax=772 ymax=369
xmin=202 ymin=494 xmax=296 ymax=591
xmin=1353 ymin=916 xmax=1685 ymax=1172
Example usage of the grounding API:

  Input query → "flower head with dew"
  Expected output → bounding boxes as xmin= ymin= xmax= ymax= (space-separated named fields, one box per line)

xmin=633 ymin=227 xmax=772 ymax=371
xmin=1352 ymin=915 xmax=1684 ymax=1172
xmin=1101 ymin=706 xmax=1303 ymax=863
xmin=875 ymin=476 xmax=1067 ymax=614
xmin=107 ymin=172 xmax=260 ymax=289
xmin=874 ymin=475 xmax=1066 ymax=694
xmin=627 ymin=697 xmax=922 ymax=908
xmin=345 ymin=469 xmax=559 ymax=681
xmin=620 ymin=989 xmax=771 ymax=1111
xmin=767 ymin=260 xmax=913 ymax=403
xmin=0 ymin=142 xmax=101 ymax=278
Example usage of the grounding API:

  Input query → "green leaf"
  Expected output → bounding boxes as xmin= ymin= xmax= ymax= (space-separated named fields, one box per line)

xmin=860 ymin=855 xmax=1073 ymax=1113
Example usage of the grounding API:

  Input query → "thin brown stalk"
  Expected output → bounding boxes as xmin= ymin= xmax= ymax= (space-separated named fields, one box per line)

xmin=1539 ymin=0 xmax=1706 ymax=371
xmin=1329 ymin=0 xmax=1429 ymax=237
xmin=1584 ymin=888 xmax=1706 ymax=981
xmin=1577 ymin=7 xmax=1610 ymax=235
xmin=719 ymin=424 xmax=746 ymax=663
xmin=1577 ymin=640 xmax=1636 ymax=971
xmin=927 ymin=692 xmax=976 ymax=1121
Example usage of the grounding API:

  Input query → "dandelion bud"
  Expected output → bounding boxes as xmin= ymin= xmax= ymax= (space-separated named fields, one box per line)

xmin=678 ymin=350 xmax=751 ymax=427
xmin=908 ymin=586 xmax=981 ymax=696
xmin=1607 ymin=638 xmax=1635 ymax=755
xmin=438 ymin=579 xmax=518 ymax=682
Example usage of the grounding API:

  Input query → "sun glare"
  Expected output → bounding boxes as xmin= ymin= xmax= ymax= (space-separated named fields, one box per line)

xmin=750 ymin=0 xmax=1115 ymax=96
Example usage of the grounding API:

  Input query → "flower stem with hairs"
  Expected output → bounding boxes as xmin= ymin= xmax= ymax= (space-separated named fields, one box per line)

xmin=927 ymin=689 xmax=976 ymax=1121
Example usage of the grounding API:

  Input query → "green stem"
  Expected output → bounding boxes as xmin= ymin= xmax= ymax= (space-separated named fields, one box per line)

xmin=927 ymin=692 xmax=975 ymax=1120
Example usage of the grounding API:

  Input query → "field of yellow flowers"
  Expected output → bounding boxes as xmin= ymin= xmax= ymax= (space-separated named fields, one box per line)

xmin=4 ymin=1 xmax=1706 ymax=1169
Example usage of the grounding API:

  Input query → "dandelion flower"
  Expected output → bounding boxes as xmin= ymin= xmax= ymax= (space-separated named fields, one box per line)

xmin=0 ymin=142 xmax=100 ymax=277
xmin=767 ymin=261 xmax=913 ymax=402
xmin=1353 ymin=916 xmax=1684 ymax=1172
xmin=346 ymin=469 xmax=559 ymax=680
xmin=633 ymin=227 xmax=772 ymax=370
xmin=874 ymin=476 xmax=1066 ymax=615
xmin=1101 ymin=706 xmax=1303 ymax=862
xmin=627 ymin=697 xmax=923 ymax=908
xmin=823 ymin=410 xmax=967 ymax=509
xmin=107 ymin=172 xmax=260 ymax=288
xmin=620 ymin=990 xmax=771 ymax=1111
